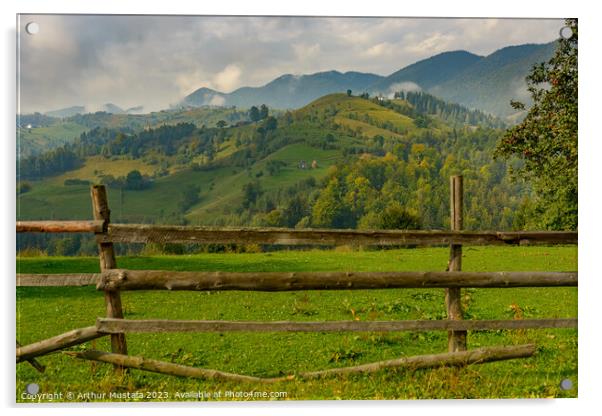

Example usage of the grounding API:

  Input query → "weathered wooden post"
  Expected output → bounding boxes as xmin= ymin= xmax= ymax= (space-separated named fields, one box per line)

xmin=91 ymin=185 xmax=128 ymax=368
xmin=447 ymin=175 xmax=467 ymax=351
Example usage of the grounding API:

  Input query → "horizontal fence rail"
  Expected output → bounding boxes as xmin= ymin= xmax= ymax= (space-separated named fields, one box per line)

xmin=96 ymin=224 xmax=578 ymax=246
xmin=96 ymin=269 xmax=578 ymax=291
xmin=97 ymin=318 xmax=578 ymax=334
xmin=16 ymin=220 xmax=105 ymax=233
xmin=16 ymin=271 xmax=578 ymax=288
xmin=15 ymin=183 xmax=579 ymax=381
xmin=17 ymin=273 xmax=102 ymax=287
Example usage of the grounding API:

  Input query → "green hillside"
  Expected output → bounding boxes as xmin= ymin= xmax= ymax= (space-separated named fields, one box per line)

xmin=18 ymin=122 xmax=88 ymax=157
xmin=17 ymin=95 xmax=402 ymax=221
xmin=17 ymin=92 xmax=525 ymax=255
xmin=17 ymin=106 xmax=255 ymax=157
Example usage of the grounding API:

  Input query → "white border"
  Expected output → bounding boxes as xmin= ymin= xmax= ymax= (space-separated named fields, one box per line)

xmin=2 ymin=1 xmax=600 ymax=415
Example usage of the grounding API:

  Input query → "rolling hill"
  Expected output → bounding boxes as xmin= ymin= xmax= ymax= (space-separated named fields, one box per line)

xmin=18 ymin=92 xmax=504 ymax=227
xmin=17 ymin=106 xmax=255 ymax=157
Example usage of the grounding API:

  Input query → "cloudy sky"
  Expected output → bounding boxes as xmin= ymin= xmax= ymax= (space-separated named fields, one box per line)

xmin=18 ymin=15 xmax=564 ymax=113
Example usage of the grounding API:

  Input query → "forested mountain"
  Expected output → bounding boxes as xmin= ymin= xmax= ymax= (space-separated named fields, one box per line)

xmin=369 ymin=50 xmax=482 ymax=92
xmin=25 ymin=41 xmax=557 ymax=133
xmin=102 ymin=103 xmax=145 ymax=114
xmin=18 ymin=91 xmax=528 ymax=258
xmin=45 ymin=106 xmax=85 ymax=118
xmin=180 ymin=42 xmax=557 ymax=119
xmin=429 ymin=42 xmax=558 ymax=117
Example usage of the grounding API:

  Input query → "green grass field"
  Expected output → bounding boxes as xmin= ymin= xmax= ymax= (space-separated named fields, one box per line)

xmin=17 ymin=142 xmax=341 ymax=224
xmin=18 ymin=123 xmax=89 ymax=157
xmin=16 ymin=246 xmax=577 ymax=402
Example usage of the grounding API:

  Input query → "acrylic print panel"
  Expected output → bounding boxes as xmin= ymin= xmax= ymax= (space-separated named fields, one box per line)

xmin=16 ymin=15 xmax=578 ymax=402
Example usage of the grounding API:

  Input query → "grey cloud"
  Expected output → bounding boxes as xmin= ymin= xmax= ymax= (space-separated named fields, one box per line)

xmin=17 ymin=15 xmax=565 ymax=113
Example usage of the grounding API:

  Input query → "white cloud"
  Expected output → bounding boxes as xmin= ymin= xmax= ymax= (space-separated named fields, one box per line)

xmin=365 ymin=42 xmax=395 ymax=58
xmin=213 ymin=64 xmax=242 ymax=92
xmin=208 ymin=95 xmax=226 ymax=106
xmin=403 ymin=32 xmax=457 ymax=55
xmin=387 ymin=82 xmax=422 ymax=98
xmin=17 ymin=15 xmax=565 ymax=113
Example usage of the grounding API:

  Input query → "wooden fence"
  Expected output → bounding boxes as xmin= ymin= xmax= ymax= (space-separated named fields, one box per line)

xmin=16 ymin=177 xmax=578 ymax=381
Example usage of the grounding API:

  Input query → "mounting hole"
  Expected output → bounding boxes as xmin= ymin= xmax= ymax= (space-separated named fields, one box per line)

xmin=559 ymin=26 xmax=573 ymax=40
xmin=25 ymin=22 xmax=39 ymax=35
xmin=560 ymin=378 xmax=573 ymax=390
xmin=26 ymin=383 xmax=40 ymax=395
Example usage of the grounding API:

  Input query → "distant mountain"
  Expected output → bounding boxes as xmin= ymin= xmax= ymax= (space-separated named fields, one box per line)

xmin=182 ymin=70 xmax=383 ymax=109
xmin=371 ymin=42 xmax=556 ymax=117
xmin=45 ymin=106 xmax=85 ymax=118
xmin=101 ymin=103 xmax=145 ymax=114
xmin=181 ymin=42 xmax=557 ymax=119
xmin=428 ymin=42 xmax=557 ymax=117
xmin=181 ymin=87 xmax=225 ymax=107
xmin=369 ymin=50 xmax=483 ymax=94
xmin=103 ymin=103 xmax=125 ymax=114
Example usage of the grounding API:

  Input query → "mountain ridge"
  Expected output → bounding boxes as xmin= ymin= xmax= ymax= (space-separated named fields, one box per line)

xmin=181 ymin=41 xmax=557 ymax=118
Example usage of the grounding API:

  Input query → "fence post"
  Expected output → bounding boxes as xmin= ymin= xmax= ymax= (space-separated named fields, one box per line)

xmin=91 ymin=185 xmax=128 ymax=369
xmin=447 ymin=175 xmax=467 ymax=352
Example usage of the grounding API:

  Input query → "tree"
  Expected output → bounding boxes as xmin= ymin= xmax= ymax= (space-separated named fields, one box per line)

xmin=380 ymin=203 xmax=421 ymax=230
xmin=346 ymin=89 xmax=352 ymax=97
xmin=494 ymin=19 xmax=577 ymax=230
xmin=216 ymin=120 xmax=227 ymax=128
xmin=263 ymin=116 xmax=278 ymax=131
xmin=259 ymin=104 xmax=269 ymax=120
xmin=242 ymin=181 xmax=263 ymax=209
xmin=249 ymin=106 xmax=261 ymax=122
xmin=311 ymin=178 xmax=352 ymax=228
xmin=124 ymin=170 xmax=147 ymax=190
xmin=266 ymin=160 xmax=286 ymax=176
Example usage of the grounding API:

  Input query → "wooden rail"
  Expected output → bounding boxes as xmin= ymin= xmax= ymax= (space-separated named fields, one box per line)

xmin=96 ymin=269 xmax=577 ymax=291
xmin=16 ymin=326 xmax=105 ymax=362
xmin=17 ymin=273 xmax=101 ymax=287
xmin=16 ymin=270 xmax=576 ymax=288
xmin=97 ymin=318 xmax=577 ymax=333
xmin=66 ymin=344 xmax=537 ymax=383
xmin=97 ymin=224 xmax=577 ymax=246
xmin=16 ymin=220 xmax=104 ymax=233
xmin=17 ymin=341 xmax=45 ymax=373
xmin=16 ymin=182 xmax=579 ymax=381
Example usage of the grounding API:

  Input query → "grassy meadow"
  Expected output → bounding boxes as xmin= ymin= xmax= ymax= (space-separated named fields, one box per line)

xmin=17 ymin=142 xmax=342 ymax=224
xmin=16 ymin=245 xmax=577 ymax=401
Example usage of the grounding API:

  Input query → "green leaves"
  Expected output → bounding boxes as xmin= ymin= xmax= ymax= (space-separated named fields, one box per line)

xmin=495 ymin=19 xmax=577 ymax=230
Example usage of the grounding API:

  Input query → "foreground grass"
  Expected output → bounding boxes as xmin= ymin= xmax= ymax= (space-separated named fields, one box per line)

xmin=16 ymin=246 xmax=577 ymax=401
